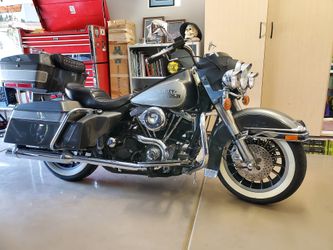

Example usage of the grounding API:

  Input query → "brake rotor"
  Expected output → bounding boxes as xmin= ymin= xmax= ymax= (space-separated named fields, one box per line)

xmin=237 ymin=144 xmax=274 ymax=182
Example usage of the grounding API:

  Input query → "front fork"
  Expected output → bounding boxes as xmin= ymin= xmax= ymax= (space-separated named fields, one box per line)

xmin=215 ymin=101 xmax=256 ymax=170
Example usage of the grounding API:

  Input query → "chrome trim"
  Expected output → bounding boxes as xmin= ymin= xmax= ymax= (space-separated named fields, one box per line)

xmin=138 ymin=107 xmax=166 ymax=132
xmin=188 ymin=113 xmax=209 ymax=174
xmin=49 ymin=108 xmax=94 ymax=150
xmin=5 ymin=148 xmax=189 ymax=171
xmin=215 ymin=103 xmax=255 ymax=167
xmin=247 ymin=131 xmax=309 ymax=142
xmin=233 ymin=99 xmax=242 ymax=112
xmin=136 ymin=135 xmax=168 ymax=160
xmin=0 ymin=70 xmax=48 ymax=83
xmin=244 ymin=125 xmax=307 ymax=133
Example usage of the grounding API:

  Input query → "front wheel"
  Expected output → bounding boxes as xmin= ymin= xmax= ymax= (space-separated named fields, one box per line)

xmin=218 ymin=138 xmax=307 ymax=204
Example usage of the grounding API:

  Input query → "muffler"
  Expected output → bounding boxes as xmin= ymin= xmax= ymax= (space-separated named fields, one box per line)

xmin=5 ymin=147 xmax=187 ymax=171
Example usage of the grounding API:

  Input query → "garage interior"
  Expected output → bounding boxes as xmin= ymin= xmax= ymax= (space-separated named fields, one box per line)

xmin=0 ymin=0 xmax=333 ymax=250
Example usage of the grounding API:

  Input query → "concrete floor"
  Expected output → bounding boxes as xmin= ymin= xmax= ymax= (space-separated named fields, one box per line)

xmin=0 ymin=142 xmax=333 ymax=250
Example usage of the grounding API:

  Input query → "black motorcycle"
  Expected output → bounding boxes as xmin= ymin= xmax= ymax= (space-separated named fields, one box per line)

xmin=0 ymin=25 xmax=308 ymax=204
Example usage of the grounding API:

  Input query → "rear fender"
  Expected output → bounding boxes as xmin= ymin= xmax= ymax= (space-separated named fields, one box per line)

xmin=207 ymin=108 xmax=308 ymax=171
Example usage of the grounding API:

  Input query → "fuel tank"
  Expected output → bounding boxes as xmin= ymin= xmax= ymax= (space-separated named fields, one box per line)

xmin=131 ymin=70 xmax=197 ymax=109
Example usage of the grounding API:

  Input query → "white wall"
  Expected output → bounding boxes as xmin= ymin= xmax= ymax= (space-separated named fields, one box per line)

xmin=106 ymin=0 xmax=205 ymax=41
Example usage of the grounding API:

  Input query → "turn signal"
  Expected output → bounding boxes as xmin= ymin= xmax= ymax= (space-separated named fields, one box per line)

xmin=224 ymin=98 xmax=232 ymax=110
xmin=285 ymin=135 xmax=299 ymax=141
xmin=242 ymin=95 xmax=250 ymax=106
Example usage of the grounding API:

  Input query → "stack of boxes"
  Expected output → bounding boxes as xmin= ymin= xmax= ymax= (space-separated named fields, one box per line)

xmin=108 ymin=20 xmax=136 ymax=98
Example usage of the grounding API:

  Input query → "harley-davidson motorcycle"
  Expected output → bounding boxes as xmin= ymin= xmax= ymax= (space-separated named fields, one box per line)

xmin=0 ymin=23 xmax=308 ymax=204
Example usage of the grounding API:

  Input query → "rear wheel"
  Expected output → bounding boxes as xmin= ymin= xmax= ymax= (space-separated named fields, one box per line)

xmin=44 ymin=162 xmax=97 ymax=182
xmin=218 ymin=138 xmax=307 ymax=204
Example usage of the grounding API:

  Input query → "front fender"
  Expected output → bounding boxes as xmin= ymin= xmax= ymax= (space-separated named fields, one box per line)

xmin=207 ymin=108 xmax=307 ymax=171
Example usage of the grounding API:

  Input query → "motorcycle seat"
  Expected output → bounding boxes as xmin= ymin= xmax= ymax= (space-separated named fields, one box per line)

xmin=65 ymin=83 xmax=131 ymax=111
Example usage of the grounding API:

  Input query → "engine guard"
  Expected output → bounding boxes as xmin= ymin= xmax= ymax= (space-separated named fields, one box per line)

xmin=206 ymin=108 xmax=309 ymax=173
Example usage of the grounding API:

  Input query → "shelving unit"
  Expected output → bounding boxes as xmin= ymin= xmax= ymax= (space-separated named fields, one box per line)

xmin=128 ymin=42 xmax=201 ymax=93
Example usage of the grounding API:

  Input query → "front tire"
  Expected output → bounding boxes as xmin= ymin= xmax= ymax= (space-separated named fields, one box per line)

xmin=218 ymin=138 xmax=307 ymax=204
xmin=44 ymin=162 xmax=97 ymax=182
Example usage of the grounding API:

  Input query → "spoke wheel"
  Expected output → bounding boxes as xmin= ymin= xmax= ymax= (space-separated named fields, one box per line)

xmin=218 ymin=138 xmax=307 ymax=204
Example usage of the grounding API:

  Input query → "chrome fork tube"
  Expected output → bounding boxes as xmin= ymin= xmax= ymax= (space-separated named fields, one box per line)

xmin=233 ymin=99 xmax=242 ymax=111
xmin=215 ymin=103 xmax=255 ymax=169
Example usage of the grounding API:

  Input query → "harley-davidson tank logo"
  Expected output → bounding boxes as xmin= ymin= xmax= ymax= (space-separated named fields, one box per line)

xmin=168 ymin=89 xmax=181 ymax=99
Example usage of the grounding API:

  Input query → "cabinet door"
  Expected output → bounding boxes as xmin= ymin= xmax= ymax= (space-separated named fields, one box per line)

xmin=262 ymin=0 xmax=333 ymax=135
xmin=205 ymin=0 xmax=268 ymax=107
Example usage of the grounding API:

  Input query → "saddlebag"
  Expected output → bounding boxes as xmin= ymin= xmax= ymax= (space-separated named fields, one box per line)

xmin=4 ymin=101 xmax=121 ymax=150
xmin=0 ymin=54 xmax=85 ymax=93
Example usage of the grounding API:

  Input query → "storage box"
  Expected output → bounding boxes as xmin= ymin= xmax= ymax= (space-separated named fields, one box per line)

xmin=4 ymin=101 xmax=81 ymax=148
xmin=110 ymin=77 xmax=130 ymax=98
xmin=109 ymin=42 xmax=131 ymax=98
xmin=4 ymin=100 xmax=122 ymax=149
xmin=109 ymin=42 xmax=129 ymax=56
xmin=108 ymin=32 xmax=136 ymax=44
xmin=110 ymin=59 xmax=129 ymax=75
xmin=109 ymin=42 xmax=129 ymax=75
xmin=108 ymin=20 xmax=136 ymax=31
xmin=0 ymin=54 xmax=85 ymax=93
xmin=108 ymin=20 xmax=136 ymax=44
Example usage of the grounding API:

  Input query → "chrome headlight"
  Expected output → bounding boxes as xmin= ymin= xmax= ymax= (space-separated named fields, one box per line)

xmin=222 ymin=61 xmax=258 ymax=90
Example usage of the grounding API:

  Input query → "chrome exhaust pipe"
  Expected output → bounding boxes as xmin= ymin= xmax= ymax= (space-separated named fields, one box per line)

xmin=5 ymin=147 xmax=187 ymax=171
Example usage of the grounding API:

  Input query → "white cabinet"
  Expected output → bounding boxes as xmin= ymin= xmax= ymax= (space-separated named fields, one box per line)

xmin=205 ymin=0 xmax=333 ymax=135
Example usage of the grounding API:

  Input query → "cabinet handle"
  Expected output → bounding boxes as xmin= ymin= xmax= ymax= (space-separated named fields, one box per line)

xmin=259 ymin=22 xmax=263 ymax=39
xmin=270 ymin=22 xmax=274 ymax=39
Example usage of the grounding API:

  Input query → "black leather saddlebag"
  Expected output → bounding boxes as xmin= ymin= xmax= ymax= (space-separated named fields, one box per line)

xmin=4 ymin=101 xmax=121 ymax=150
xmin=0 ymin=54 xmax=85 ymax=93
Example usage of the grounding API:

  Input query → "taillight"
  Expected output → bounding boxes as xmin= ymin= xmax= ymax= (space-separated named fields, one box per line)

xmin=4 ymin=82 xmax=34 ymax=89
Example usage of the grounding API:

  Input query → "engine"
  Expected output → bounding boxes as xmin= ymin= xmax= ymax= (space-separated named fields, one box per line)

xmin=138 ymin=107 xmax=166 ymax=132
xmin=114 ymin=106 xmax=196 ymax=163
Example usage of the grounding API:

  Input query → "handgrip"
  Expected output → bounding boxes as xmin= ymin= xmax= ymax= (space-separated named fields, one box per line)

xmin=146 ymin=51 xmax=165 ymax=64
xmin=259 ymin=22 xmax=263 ymax=39
xmin=146 ymin=36 xmax=185 ymax=65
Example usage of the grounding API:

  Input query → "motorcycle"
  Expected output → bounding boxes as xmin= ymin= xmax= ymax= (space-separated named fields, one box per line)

xmin=0 ymin=22 xmax=308 ymax=204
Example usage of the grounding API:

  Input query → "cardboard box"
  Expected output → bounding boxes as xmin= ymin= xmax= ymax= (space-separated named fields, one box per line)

xmin=110 ymin=77 xmax=130 ymax=98
xmin=108 ymin=32 xmax=136 ymax=43
xmin=110 ymin=58 xmax=129 ymax=75
xmin=109 ymin=42 xmax=130 ymax=75
xmin=108 ymin=20 xmax=135 ymax=31
xmin=108 ymin=19 xmax=136 ymax=43
xmin=109 ymin=42 xmax=128 ymax=56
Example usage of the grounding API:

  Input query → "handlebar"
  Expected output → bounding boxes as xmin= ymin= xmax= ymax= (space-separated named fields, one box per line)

xmin=145 ymin=36 xmax=186 ymax=64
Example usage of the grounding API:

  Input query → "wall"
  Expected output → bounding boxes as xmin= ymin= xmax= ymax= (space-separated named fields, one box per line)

xmin=106 ymin=0 xmax=205 ymax=41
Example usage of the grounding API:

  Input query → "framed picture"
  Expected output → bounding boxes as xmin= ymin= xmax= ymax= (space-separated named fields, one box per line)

xmin=166 ymin=19 xmax=185 ymax=42
xmin=142 ymin=16 xmax=165 ymax=43
xmin=149 ymin=0 xmax=175 ymax=8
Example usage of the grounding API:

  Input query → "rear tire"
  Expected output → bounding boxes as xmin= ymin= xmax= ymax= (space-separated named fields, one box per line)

xmin=218 ymin=139 xmax=307 ymax=204
xmin=44 ymin=162 xmax=97 ymax=182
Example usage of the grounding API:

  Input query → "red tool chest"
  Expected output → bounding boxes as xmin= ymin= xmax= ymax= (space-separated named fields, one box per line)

xmin=20 ymin=0 xmax=110 ymax=93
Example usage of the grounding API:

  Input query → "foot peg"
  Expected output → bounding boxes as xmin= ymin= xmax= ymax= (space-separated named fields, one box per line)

xmin=204 ymin=168 xmax=218 ymax=178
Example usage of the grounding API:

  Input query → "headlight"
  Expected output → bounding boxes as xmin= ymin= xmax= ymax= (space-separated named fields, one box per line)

xmin=222 ymin=61 xmax=258 ymax=90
